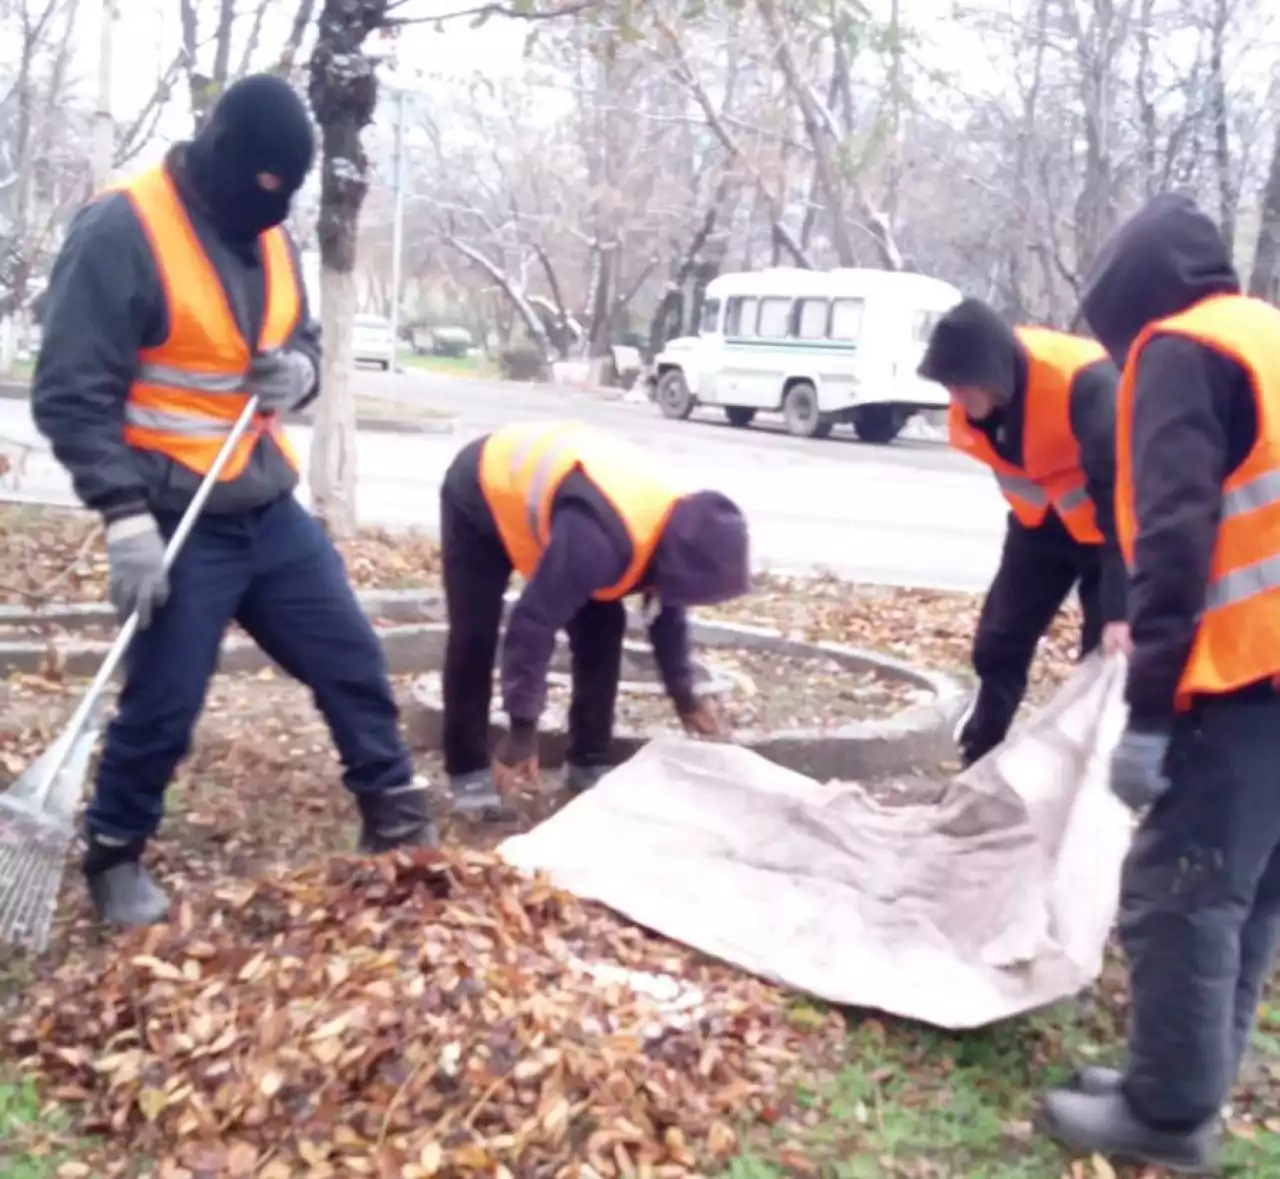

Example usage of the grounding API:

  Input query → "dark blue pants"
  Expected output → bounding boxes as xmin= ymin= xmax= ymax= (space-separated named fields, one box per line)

xmin=1120 ymin=688 xmax=1280 ymax=1128
xmin=88 ymin=495 xmax=412 ymax=842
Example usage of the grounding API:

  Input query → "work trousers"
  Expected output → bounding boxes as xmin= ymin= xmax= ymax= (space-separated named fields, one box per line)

xmin=1120 ymin=688 xmax=1280 ymax=1129
xmin=959 ymin=512 xmax=1103 ymax=763
xmin=439 ymin=482 xmax=625 ymax=778
xmin=88 ymin=495 xmax=412 ymax=842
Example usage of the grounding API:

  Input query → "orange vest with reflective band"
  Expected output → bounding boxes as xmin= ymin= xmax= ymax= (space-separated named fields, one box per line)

xmin=116 ymin=165 xmax=301 ymax=480
xmin=1116 ymin=293 xmax=1280 ymax=709
xmin=949 ymin=327 xmax=1107 ymax=544
xmin=478 ymin=421 xmax=684 ymax=601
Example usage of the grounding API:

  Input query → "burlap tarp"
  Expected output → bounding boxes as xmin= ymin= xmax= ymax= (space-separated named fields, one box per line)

xmin=500 ymin=654 xmax=1134 ymax=1029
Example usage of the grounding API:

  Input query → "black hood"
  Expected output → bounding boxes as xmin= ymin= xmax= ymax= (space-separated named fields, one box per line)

xmin=916 ymin=298 xmax=1022 ymax=404
xmin=1081 ymin=193 xmax=1239 ymax=366
xmin=185 ymin=74 xmax=315 ymax=244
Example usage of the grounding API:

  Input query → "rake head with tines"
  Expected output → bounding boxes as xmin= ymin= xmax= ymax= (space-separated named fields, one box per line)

xmin=0 ymin=395 xmax=264 ymax=953
xmin=0 ymin=702 xmax=104 ymax=952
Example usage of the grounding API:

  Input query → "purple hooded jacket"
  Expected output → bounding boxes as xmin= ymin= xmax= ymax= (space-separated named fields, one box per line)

xmin=502 ymin=485 xmax=751 ymax=722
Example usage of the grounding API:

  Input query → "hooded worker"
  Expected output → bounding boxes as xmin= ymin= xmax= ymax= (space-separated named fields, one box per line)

xmin=917 ymin=299 xmax=1129 ymax=766
xmin=1038 ymin=194 xmax=1280 ymax=1174
xmin=31 ymin=75 xmax=436 ymax=927
xmin=437 ymin=421 xmax=751 ymax=818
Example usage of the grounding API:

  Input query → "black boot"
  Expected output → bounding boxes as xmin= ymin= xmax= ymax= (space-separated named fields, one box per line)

xmin=1066 ymin=1066 xmax=1122 ymax=1096
xmin=1038 ymin=1089 xmax=1219 ymax=1175
xmin=83 ymin=834 xmax=171 ymax=927
xmin=356 ymin=781 xmax=439 ymax=853
xmin=563 ymin=763 xmax=610 ymax=795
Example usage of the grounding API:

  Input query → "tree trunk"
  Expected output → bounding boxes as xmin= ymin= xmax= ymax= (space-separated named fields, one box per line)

xmin=1249 ymin=121 xmax=1280 ymax=301
xmin=307 ymin=0 xmax=385 ymax=538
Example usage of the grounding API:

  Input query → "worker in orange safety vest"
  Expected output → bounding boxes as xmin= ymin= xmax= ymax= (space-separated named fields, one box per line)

xmin=917 ymin=299 xmax=1130 ymax=766
xmin=31 ymin=76 xmax=436 ymax=929
xmin=1039 ymin=194 xmax=1280 ymax=1175
xmin=436 ymin=421 xmax=751 ymax=819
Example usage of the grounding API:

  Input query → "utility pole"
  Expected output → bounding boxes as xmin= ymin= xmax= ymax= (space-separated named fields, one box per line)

xmin=388 ymin=87 xmax=407 ymax=374
xmin=90 ymin=0 xmax=116 ymax=194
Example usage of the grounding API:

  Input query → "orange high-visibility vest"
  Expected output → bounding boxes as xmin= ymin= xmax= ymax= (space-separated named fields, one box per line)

xmin=949 ymin=326 xmax=1108 ymax=544
xmin=117 ymin=165 xmax=301 ymax=480
xmin=1116 ymin=293 xmax=1280 ymax=710
xmin=478 ymin=421 xmax=684 ymax=601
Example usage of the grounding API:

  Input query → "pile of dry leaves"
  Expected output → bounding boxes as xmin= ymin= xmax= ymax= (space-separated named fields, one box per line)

xmin=8 ymin=849 xmax=843 ymax=1178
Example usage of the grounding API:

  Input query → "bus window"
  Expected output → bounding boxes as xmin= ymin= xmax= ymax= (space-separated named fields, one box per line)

xmin=757 ymin=296 xmax=791 ymax=339
xmin=830 ymin=297 xmax=866 ymax=341
xmin=698 ymin=298 xmax=722 ymax=334
xmin=795 ymin=298 xmax=829 ymax=340
xmin=725 ymin=296 xmax=758 ymax=337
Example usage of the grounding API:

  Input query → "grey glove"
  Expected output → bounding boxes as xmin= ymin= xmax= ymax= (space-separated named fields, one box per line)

xmin=246 ymin=350 xmax=316 ymax=413
xmin=1109 ymin=728 xmax=1171 ymax=811
xmin=104 ymin=515 xmax=169 ymax=629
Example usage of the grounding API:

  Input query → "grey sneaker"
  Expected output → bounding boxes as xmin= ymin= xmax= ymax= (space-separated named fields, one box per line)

xmin=448 ymin=769 xmax=518 ymax=822
xmin=564 ymin=763 xmax=610 ymax=795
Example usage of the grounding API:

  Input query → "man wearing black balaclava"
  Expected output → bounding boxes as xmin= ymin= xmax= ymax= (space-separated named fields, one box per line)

xmin=31 ymin=74 xmax=437 ymax=928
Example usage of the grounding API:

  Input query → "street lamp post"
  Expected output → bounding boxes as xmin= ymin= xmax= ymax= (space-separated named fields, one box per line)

xmin=388 ymin=87 xmax=407 ymax=372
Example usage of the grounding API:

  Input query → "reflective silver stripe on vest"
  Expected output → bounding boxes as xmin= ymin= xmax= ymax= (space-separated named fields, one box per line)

xmin=124 ymin=404 xmax=238 ymax=436
xmin=129 ymin=363 xmax=252 ymax=438
xmin=1055 ymin=484 xmax=1091 ymax=513
xmin=1204 ymin=553 xmax=1280 ymax=612
xmin=510 ymin=432 xmax=583 ymax=541
xmin=995 ymin=471 xmax=1049 ymax=506
xmin=1201 ymin=467 xmax=1280 ymax=611
xmin=1222 ymin=468 xmax=1280 ymax=520
xmin=135 ymin=363 xmax=247 ymax=394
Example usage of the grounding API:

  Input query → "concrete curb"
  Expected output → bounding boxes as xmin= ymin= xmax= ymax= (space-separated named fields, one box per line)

xmin=0 ymin=380 xmax=458 ymax=437
xmin=0 ymin=587 xmax=966 ymax=780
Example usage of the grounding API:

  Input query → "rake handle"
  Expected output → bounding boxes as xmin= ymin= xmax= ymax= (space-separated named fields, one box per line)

xmin=29 ymin=395 xmax=266 ymax=810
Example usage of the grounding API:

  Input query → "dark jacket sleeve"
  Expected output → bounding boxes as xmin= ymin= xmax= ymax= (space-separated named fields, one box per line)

xmin=501 ymin=504 xmax=628 ymax=723
xmin=1123 ymin=336 xmax=1229 ymax=729
xmin=30 ymin=194 xmax=163 ymax=521
xmin=647 ymin=605 xmax=698 ymax=715
xmin=1068 ymin=357 xmax=1126 ymax=623
xmin=283 ymin=228 xmax=321 ymax=412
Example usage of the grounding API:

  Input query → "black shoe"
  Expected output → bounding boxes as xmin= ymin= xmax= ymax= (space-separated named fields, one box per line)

xmin=1038 ymin=1089 xmax=1219 ymax=1175
xmin=83 ymin=835 xmax=170 ymax=927
xmin=447 ymin=769 xmax=518 ymax=822
xmin=563 ymin=763 xmax=610 ymax=795
xmin=356 ymin=780 xmax=439 ymax=853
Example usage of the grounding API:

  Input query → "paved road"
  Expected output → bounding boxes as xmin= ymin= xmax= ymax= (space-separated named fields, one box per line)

xmin=0 ymin=370 xmax=1007 ymax=592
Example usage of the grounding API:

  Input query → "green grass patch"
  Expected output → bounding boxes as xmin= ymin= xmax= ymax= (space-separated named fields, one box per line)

xmin=398 ymin=351 xmax=493 ymax=377
xmin=727 ymin=982 xmax=1280 ymax=1178
xmin=0 ymin=1077 xmax=78 ymax=1178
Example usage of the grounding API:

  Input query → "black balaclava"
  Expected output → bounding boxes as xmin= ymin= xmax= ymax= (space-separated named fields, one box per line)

xmin=185 ymin=74 xmax=315 ymax=244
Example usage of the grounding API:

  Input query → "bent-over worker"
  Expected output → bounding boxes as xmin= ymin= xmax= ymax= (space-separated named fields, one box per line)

xmin=1040 ymin=194 xmax=1280 ymax=1173
xmin=917 ymin=298 xmax=1129 ymax=766
xmin=438 ymin=421 xmax=751 ymax=818
xmin=31 ymin=75 xmax=436 ymax=928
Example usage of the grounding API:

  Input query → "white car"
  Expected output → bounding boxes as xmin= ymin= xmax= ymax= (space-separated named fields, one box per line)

xmin=352 ymin=313 xmax=395 ymax=370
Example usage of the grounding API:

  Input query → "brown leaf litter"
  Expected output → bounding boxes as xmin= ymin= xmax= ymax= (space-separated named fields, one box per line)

xmin=8 ymin=849 xmax=845 ymax=1178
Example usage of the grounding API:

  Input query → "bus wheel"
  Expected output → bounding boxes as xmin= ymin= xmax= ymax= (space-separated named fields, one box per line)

xmin=656 ymin=369 xmax=695 ymax=420
xmin=852 ymin=404 xmax=909 ymax=444
xmin=782 ymin=381 xmax=825 ymax=438
xmin=725 ymin=406 xmax=756 ymax=427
